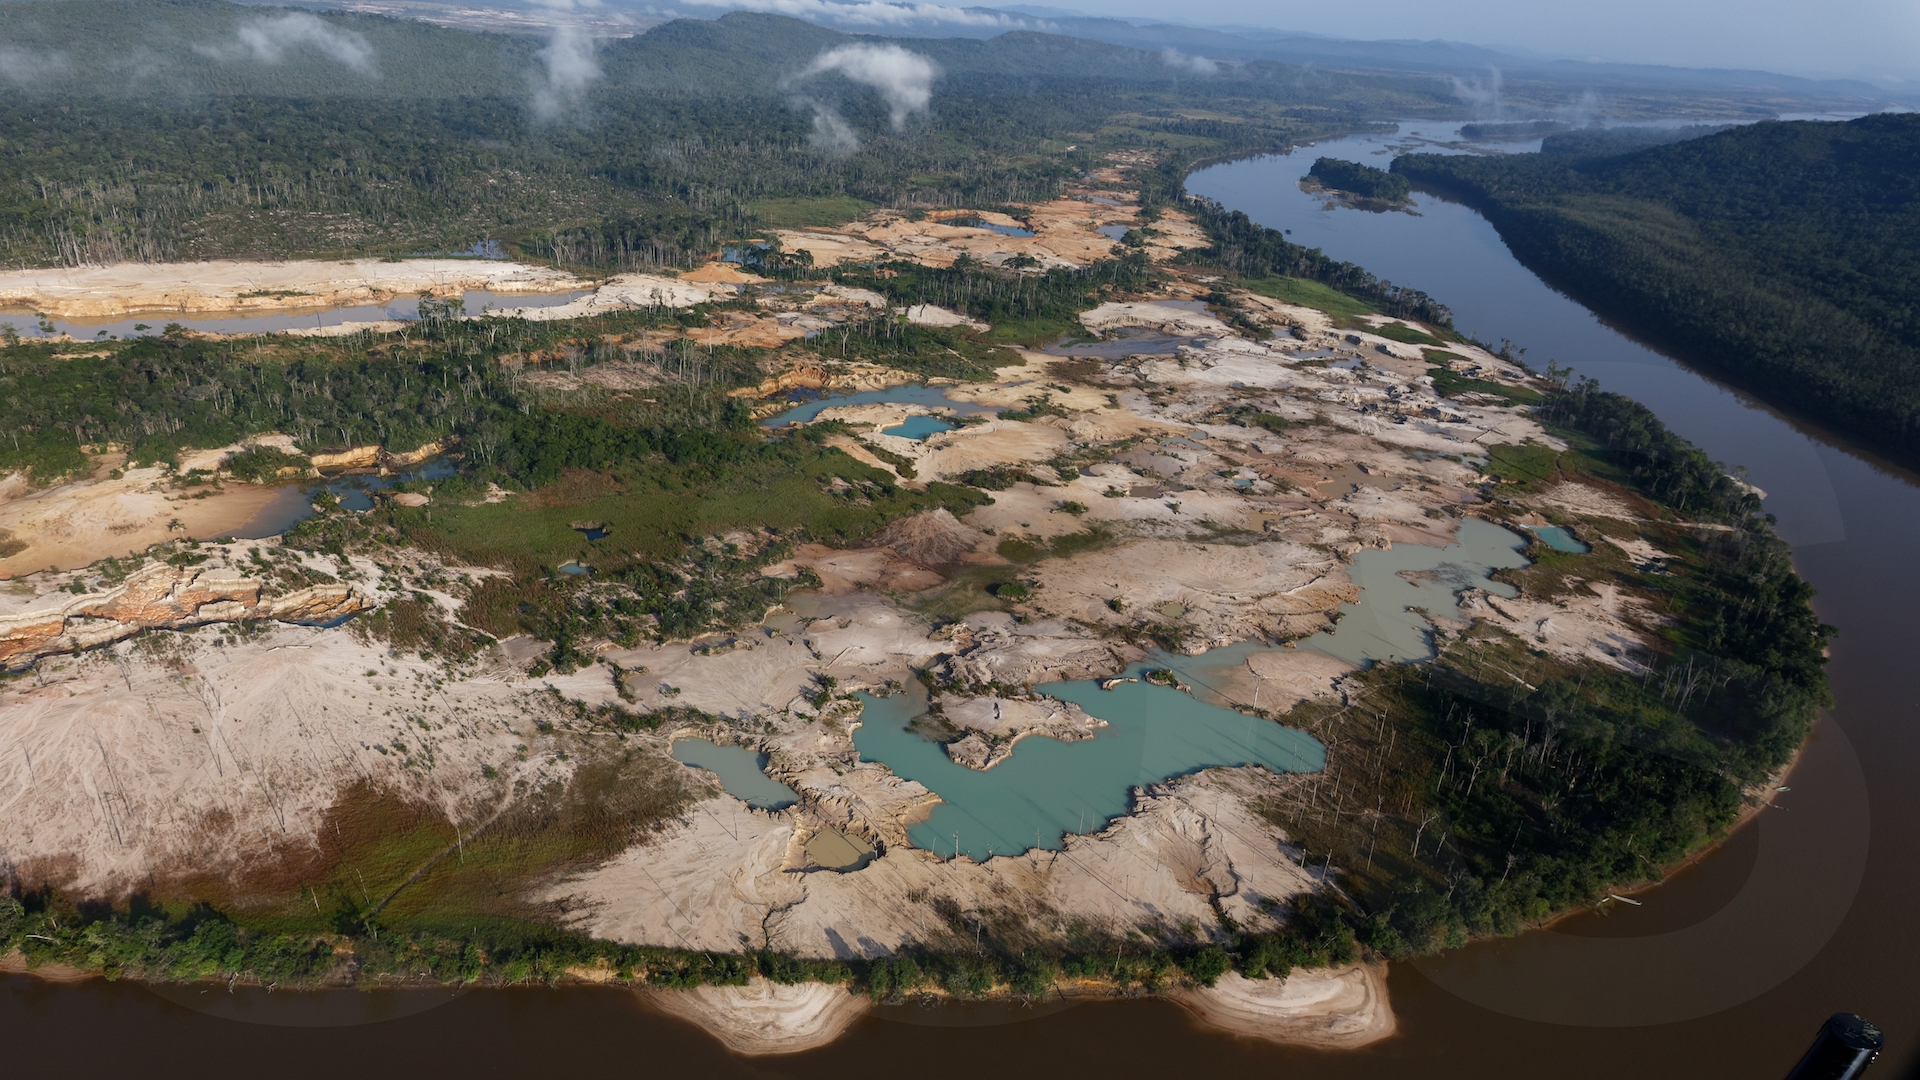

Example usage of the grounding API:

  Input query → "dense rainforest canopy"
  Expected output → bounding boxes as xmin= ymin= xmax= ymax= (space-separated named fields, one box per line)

xmin=1394 ymin=114 xmax=1920 ymax=462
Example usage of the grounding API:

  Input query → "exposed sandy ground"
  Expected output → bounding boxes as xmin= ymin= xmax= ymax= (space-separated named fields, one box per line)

xmin=905 ymin=304 xmax=989 ymax=331
xmin=1079 ymin=300 xmax=1235 ymax=337
xmin=641 ymin=978 xmax=872 ymax=1055
xmin=0 ymin=464 xmax=282 ymax=578
xmin=487 ymin=272 xmax=733 ymax=320
xmin=546 ymin=767 xmax=1321 ymax=958
xmin=1461 ymin=580 xmax=1665 ymax=672
xmin=0 ymin=550 xmax=551 ymax=894
xmin=1538 ymin=480 xmax=1644 ymax=520
xmin=0 ymin=259 xmax=585 ymax=319
xmin=769 ymin=195 xmax=1203 ymax=272
xmin=0 ymin=152 xmax=1677 ymax=1051
xmin=933 ymin=693 xmax=1106 ymax=770
xmin=1171 ymin=965 xmax=1396 ymax=1048
xmin=1029 ymin=538 xmax=1357 ymax=649
xmin=1234 ymin=648 xmax=1358 ymax=711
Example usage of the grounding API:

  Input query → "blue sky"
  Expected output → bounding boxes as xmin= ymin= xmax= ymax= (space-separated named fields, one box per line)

xmin=657 ymin=0 xmax=1920 ymax=82
xmin=1068 ymin=0 xmax=1918 ymax=82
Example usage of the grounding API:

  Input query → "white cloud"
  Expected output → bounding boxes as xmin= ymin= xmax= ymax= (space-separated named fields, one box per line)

xmin=202 ymin=13 xmax=377 ymax=75
xmin=796 ymin=43 xmax=938 ymax=130
xmin=0 ymin=46 xmax=70 ymax=87
xmin=1160 ymin=47 xmax=1219 ymax=75
xmin=677 ymin=0 xmax=1030 ymax=29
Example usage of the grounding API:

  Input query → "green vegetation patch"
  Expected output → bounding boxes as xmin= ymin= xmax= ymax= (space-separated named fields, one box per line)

xmin=1428 ymin=366 xmax=1543 ymax=405
xmin=747 ymin=195 xmax=876 ymax=229
xmin=1305 ymin=157 xmax=1412 ymax=202
xmin=1236 ymin=275 xmax=1377 ymax=319
xmin=1370 ymin=321 xmax=1443 ymax=346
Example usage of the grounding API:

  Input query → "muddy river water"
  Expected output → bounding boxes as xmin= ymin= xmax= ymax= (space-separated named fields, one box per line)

xmin=8 ymin=122 xmax=1920 ymax=1077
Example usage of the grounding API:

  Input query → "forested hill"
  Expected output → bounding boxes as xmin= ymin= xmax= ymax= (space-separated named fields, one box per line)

xmin=1393 ymin=115 xmax=1920 ymax=462
xmin=0 ymin=0 xmax=1455 ymax=267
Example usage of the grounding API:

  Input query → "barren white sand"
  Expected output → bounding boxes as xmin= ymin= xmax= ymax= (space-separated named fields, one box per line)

xmin=640 ymin=978 xmax=872 ymax=1055
xmin=546 ymin=768 xmax=1319 ymax=958
xmin=934 ymin=693 xmax=1105 ymax=770
xmin=1030 ymin=538 xmax=1357 ymax=649
xmin=1172 ymin=965 xmax=1396 ymax=1048
xmin=1461 ymin=579 xmax=1664 ymax=672
xmin=1079 ymin=300 xmax=1234 ymax=337
xmin=0 ymin=259 xmax=585 ymax=319
xmin=905 ymin=303 xmax=988 ymax=330
xmin=0 ymin=620 xmax=546 ymax=893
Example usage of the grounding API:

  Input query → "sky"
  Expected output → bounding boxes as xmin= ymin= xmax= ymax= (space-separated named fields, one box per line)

xmin=1041 ymin=0 xmax=1920 ymax=83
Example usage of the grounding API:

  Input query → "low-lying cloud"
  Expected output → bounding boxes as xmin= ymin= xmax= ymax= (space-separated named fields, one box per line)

xmin=200 ymin=13 xmax=377 ymax=75
xmin=0 ymin=45 xmax=70 ymax=86
xmin=1160 ymin=48 xmax=1219 ymax=76
xmin=678 ymin=0 xmax=1032 ymax=30
xmin=797 ymin=43 xmax=938 ymax=131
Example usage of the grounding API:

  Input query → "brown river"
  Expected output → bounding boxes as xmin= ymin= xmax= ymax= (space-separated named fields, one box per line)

xmin=5 ymin=122 xmax=1916 ymax=1077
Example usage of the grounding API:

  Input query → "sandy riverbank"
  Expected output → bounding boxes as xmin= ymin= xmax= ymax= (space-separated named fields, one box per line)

xmin=1171 ymin=965 xmax=1396 ymax=1048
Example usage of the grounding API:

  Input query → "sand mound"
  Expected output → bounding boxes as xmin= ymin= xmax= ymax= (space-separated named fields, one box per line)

xmin=869 ymin=508 xmax=986 ymax=567
xmin=640 ymin=978 xmax=871 ymax=1055
xmin=1171 ymin=965 xmax=1396 ymax=1048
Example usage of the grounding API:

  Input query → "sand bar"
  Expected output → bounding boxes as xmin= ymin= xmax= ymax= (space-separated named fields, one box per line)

xmin=640 ymin=978 xmax=872 ymax=1054
xmin=1171 ymin=965 xmax=1396 ymax=1048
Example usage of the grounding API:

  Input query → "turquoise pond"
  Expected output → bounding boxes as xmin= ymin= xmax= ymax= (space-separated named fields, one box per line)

xmin=849 ymin=668 xmax=1324 ymax=862
xmin=671 ymin=518 xmax=1563 ymax=859
xmin=1529 ymin=525 xmax=1591 ymax=553
xmin=880 ymin=416 xmax=956 ymax=440
xmin=670 ymin=738 xmax=798 ymax=809
xmin=760 ymin=386 xmax=998 ymax=427
xmin=1304 ymin=516 xmax=1532 ymax=665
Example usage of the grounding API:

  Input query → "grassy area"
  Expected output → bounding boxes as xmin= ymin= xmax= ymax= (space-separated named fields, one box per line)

xmin=403 ymin=445 xmax=985 ymax=571
xmin=748 ymin=195 xmax=876 ymax=229
xmin=979 ymin=314 xmax=1084 ymax=348
xmin=1483 ymin=441 xmax=1562 ymax=485
xmin=1428 ymin=366 xmax=1544 ymax=406
xmin=1370 ymin=321 xmax=1443 ymax=346
xmin=1237 ymin=275 xmax=1378 ymax=319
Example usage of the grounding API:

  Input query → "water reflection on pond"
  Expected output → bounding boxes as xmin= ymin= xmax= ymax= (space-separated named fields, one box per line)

xmin=1305 ymin=517 xmax=1531 ymax=665
xmin=670 ymin=738 xmax=798 ymax=809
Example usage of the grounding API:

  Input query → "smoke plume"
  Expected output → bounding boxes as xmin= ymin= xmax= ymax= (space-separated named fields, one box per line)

xmin=1449 ymin=66 xmax=1505 ymax=116
xmin=797 ymin=44 xmax=938 ymax=131
xmin=201 ymin=13 xmax=377 ymax=75
xmin=531 ymin=23 xmax=602 ymax=120
xmin=807 ymin=104 xmax=861 ymax=153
